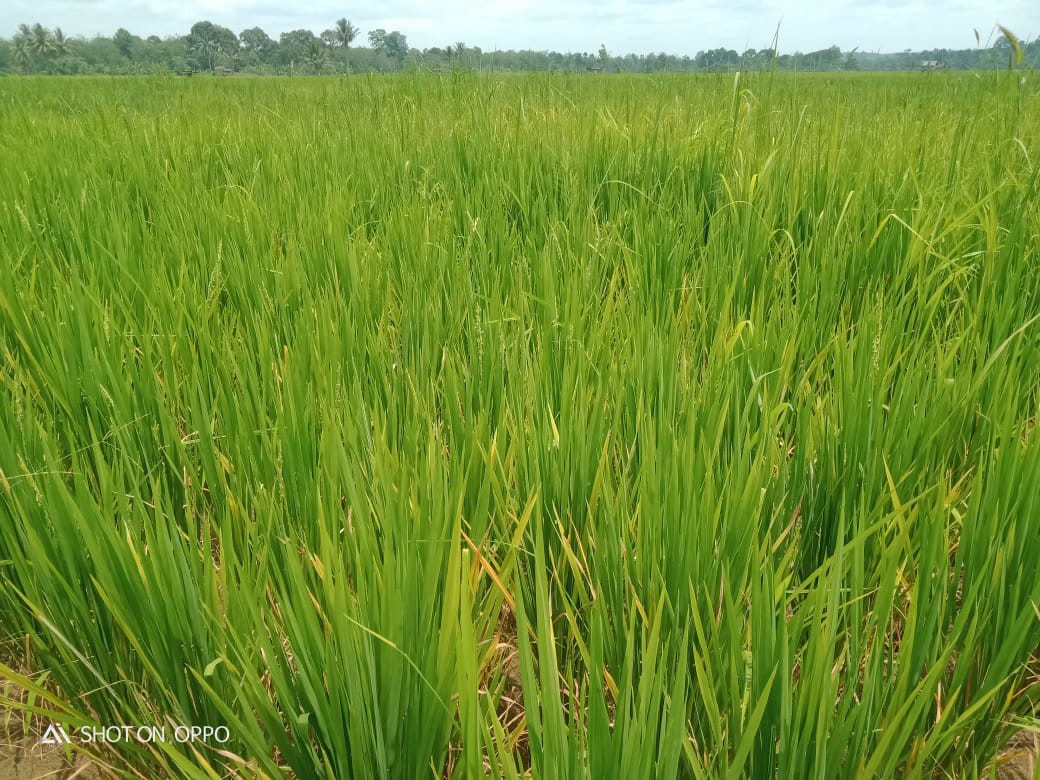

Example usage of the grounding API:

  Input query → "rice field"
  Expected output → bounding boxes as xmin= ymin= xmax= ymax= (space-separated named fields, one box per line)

xmin=1 ymin=71 xmax=1039 ymax=778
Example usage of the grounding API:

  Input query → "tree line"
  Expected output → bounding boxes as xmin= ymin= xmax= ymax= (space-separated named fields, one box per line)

xmin=1 ymin=20 xmax=1037 ymax=76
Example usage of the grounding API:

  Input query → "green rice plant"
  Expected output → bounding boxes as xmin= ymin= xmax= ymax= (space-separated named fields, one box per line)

xmin=0 ymin=71 xmax=1038 ymax=778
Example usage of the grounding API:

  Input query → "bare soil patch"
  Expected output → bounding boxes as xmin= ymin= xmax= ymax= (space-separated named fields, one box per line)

xmin=1 ymin=679 xmax=105 ymax=780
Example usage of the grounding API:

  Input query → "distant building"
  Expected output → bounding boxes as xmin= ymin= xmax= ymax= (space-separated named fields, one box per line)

xmin=919 ymin=60 xmax=946 ymax=71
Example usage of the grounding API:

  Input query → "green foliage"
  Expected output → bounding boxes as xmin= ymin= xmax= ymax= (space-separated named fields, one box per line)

xmin=0 ymin=72 xmax=1038 ymax=778
xmin=368 ymin=29 xmax=409 ymax=64
xmin=239 ymin=26 xmax=275 ymax=67
xmin=2 ymin=22 xmax=1037 ymax=75
xmin=186 ymin=20 xmax=238 ymax=72
xmin=113 ymin=27 xmax=134 ymax=59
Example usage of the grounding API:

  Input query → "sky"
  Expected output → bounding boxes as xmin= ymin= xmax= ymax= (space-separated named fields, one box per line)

xmin=3 ymin=0 xmax=1037 ymax=56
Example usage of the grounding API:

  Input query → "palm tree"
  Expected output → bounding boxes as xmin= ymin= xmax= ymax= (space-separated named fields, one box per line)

xmin=447 ymin=42 xmax=467 ymax=68
xmin=195 ymin=38 xmax=219 ymax=71
xmin=304 ymin=41 xmax=329 ymax=74
xmin=332 ymin=18 xmax=358 ymax=49
xmin=29 ymin=23 xmax=55 ymax=58
xmin=13 ymin=23 xmax=58 ymax=72
xmin=51 ymin=27 xmax=70 ymax=57
xmin=12 ymin=37 xmax=33 ymax=73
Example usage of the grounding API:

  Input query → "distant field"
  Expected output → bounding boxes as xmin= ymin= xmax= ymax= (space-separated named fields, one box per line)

xmin=0 ymin=72 xmax=1038 ymax=778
